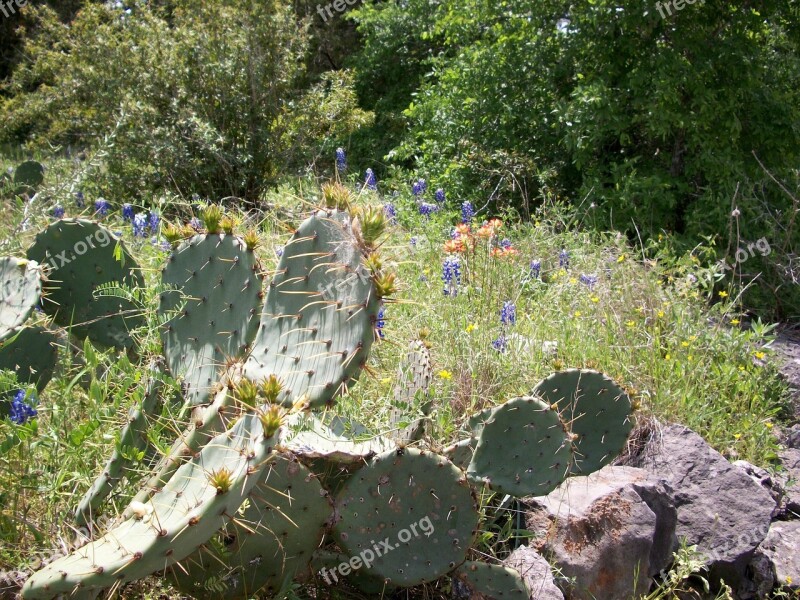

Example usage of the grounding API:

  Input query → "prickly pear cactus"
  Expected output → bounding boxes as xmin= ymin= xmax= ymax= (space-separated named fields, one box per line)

xmin=0 ymin=326 xmax=59 ymax=392
xmin=159 ymin=233 xmax=262 ymax=406
xmin=13 ymin=161 xmax=44 ymax=189
xmin=21 ymin=412 xmax=279 ymax=599
xmin=389 ymin=339 xmax=433 ymax=443
xmin=170 ymin=454 xmax=332 ymax=599
xmin=0 ymin=257 xmax=42 ymax=342
xmin=443 ymin=438 xmax=476 ymax=471
xmin=74 ymin=361 xmax=165 ymax=527
xmin=467 ymin=396 xmax=572 ymax=496
xmin=532 ymin=369 xmax=633 ymax=475
xmin=244 ymin=209 xmax=381 ymax=409
xmin=333 ymin=448 xmax=479 ymax=587
xmin=281 ymin=412 xmax=393 ymax=463
xmin=453 ymin=561 xmax=530 ymax=599
xmin=26 ymin=219 xmax=144 ymax=349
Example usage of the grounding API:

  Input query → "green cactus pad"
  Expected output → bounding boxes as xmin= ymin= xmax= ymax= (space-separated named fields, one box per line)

xmin=389 ymin=340 xmax=433 ymax=444
xmin=0 ymin=326 xmax=59 ymax=392
xmin=454 ymin=561 xmax=530 ymax=599
xmin=13 ymin=161 xmax=44 ymax=188
xmin=26 ymin=219 xmax=144 ymax=349
xmin=0 ymin=257 xmax=42 ymax=342
xmin=170 ymin=453 xmax=331 ymax=599
xmin=467 ymin=396 xmax=572 ymax=496
xmin=244 ymin=209 xmax=380 ymax=409
xmin=281 ymin=412 xmax=393 ymax=463
xmin=443 ymin=438 xmax=476 ymax=471
xmin=311 ymin=549 xmax=396 ymax=594
xmin=333 ymin=448 xmax=479 ymax=587
xmin=159 ymin=234 xmax=262 ymax=406
xmin=21 ymin=412 xmax=278 ymax=600
xmin=467 ymin=406 xmax=495 ymax=437
xmin=532 ymin=369 xmax=633 ymax=476
xmin=74 ymin=362 xmax=165 ymax=527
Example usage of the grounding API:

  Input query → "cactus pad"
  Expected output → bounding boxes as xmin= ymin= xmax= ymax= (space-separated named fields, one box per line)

xmin=454 ymin=561 xmax=530 ymax=598
xmin=389 ymin=340 xmax=433 ymax=444
xmin=244 ymin=210 xmax=380 ymax=409
xmin=0 ymin=327 xmax=59 ymax=392
xmin=333 ymin=448 xmax=479 ymax=587
xmin=170 ymin=454 xmax=331 ymax=599
xmin=21 ymin=412 xmax=278 ymax=599
xmin=13 ymin=161 xmax=44 ymax=188
xmin=443 ymin=438 xmax=476 ymax=471
xmin=27 ymin=219 xmax=143 ymax=349
xmin=160 ymin=234 xmax=262 ymax=406
xmin=281 ymin=412 xmax=393 ymax=463
xmin=532 ymin=369 xmax=633 ymax=475
xmin=0 ymin=257 xmax=42 ymax=342
xmin=467 ymin=396 xmax=572 ymax=496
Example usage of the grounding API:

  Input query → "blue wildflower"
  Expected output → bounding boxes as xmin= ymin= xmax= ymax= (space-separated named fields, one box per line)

xmin=75 ymin=191 xmax=85 ymax=208
xmin=419 ymin=202 xmax=438 ymax=218
xmin=122 ymin=203 xmax=134 ymax=222
xmin=94 ymin=198 xmax=110 ymax=216
xmin=384 ymin=203 xmax=397 ymax=225
xmin=9 ymin=390 xmax=37 ymax=425
xmin=442 ymin=255 xmax=462 ymax=296
xmin=275 ymin=246 xmax=284 ymax=258
xmin=461 ymin=201 xmax=474 ymax=223
xmin=530 ymin=260 xmax=541 ymax=279
xmin=190 ymin=217 xmax=203 ymax=231
xmin=412 ymin=178 xmax=427 ymax=196
xmin=492 ymin=335 xmax=508 ymax=353
xmin=376 ymin=305 xmax=386 ymax=339
xmin=410 ymin=237 xmax=418 ymax=248
xmin=579 ymin=274 xmax=598 ymax=290
xmin=435 ymin=188 xmax=446 ymax=203
xmin=365 ymin=169 xmax=378 ymax=191
xmin=53 ymin=204 xmax=65 ymax=219
xmin=500 ymin=301 xmax=516 ymax=326
xmin=149 ymin=211 xmax=160 ymax=232
xmin=335 ymin=147 xmax=347 ymax=173
xmin=500 ymin=238 xmax=512 ymax=250
xmin=559 ymin=249 xmax=570 ymax=269
xmin=133 ymin=212 xmax=148 ymax=237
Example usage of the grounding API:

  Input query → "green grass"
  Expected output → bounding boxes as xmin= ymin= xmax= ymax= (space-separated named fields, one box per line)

xmin=0 ymin=161 xmax=791 ymax=598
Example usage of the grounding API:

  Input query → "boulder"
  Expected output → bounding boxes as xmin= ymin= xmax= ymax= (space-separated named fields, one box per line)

xmin=504 ymin=546 xmax=564 ymax=600
xmin=777 ymin=448 xmax=800 ymax=518
xmin=523 ymin=465 xmax=677 ymax=600
xmin=757 ymin=521 xmax=800 ymax=591
xmin=633 ymin=424 xmax=774 ymax=591
xmin=732 ymin=460 xmax=783 ymax=518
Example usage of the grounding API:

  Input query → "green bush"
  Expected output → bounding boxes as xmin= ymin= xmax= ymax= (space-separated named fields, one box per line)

xmin=0 ymin=0 xmax=372 ymax=201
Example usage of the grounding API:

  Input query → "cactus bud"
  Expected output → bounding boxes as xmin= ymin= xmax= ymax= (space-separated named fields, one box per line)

xmin=356 ymin=205 xmax=387 ymax=248
xmin=234 ymin=379 xmax=259 ymax=408
xmin=374 ymin=271 xmax=398 ymax=299
xmin=163 ymin=223 xmax=184 ymax=247
xmin=243 ymin=229 xmax=259 ymax=251
xmin=202 ymin=205 xmax=224 ymax=234
xmin=363 ymin=252 xmax=383 ymax=274
xmin=261 ymin=375 xmax=283 ymax=404
xmin=208 ymin=467 xmax=234 ymax=495
xmin=220 ymin=216 xmax=235 ymax=235
xmin=259 ymin=406 xmax=283 ymax=439
xmin=321 ymin=182 xmax=351 ymax=210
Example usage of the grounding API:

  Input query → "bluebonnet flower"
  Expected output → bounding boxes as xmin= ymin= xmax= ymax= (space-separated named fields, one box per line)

xmin=412 ymin=178 xmax=427 ymax=196
xmin=492 ymin=335 xmax=508 ymax=353
xmin=9 ymin=390 xmax=37 ymax=425
xmin=94 ymin=198 xmax=110 ymax=216
xmin=419 ymin=202 xmax=438 ymax=218
xmin=376 ymin=305 xmax=386 ymax=339
xmin=530 ymin=260 xmax=541 ymax=279
xmin=579 ymin=274 xmax=598 ymax=290
xmin=500 ymin=301 xmax=516 ymax=326
xmin=559 ymin=249 xmax=570 ymax=269
xmin=499 ymin=238 xmax=512 ymax=250
xmin=410 ymin=236 xmax=418 ymax=248
xmin=461 ymin=201 xmax=474 ymax=223
xmin=384 ymin=203 xmax=397 ymax=225
xmin=122 ymin=203 xmax=134 ymax=222
xmin=75 ymin=191 xmax=85 ymax=208
xmin=149 ymin=211 xmax=160 ymax=232
xmin=335 ymin=147 xmax=347 ymax=173
xmin=442 ymin=255 xmax=461 ymax=296
xmin=275 ymin=246 xmax=284 ymax=258
xmin=190 ymin=217 xmax=203 ymax=231
xmin=435 ymin=188 xmax=446 ymax=203
xmin=133 ymin=213 xmax=148 ymax=237
xmin=53 ymin=204 xmax=65 ymax=219
xmin=365 ymin=169 xmax=378 ymax=191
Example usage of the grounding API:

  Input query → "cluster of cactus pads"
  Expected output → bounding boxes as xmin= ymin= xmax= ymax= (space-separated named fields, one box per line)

xmin=3 ymin=186 xmax=636 ymax=599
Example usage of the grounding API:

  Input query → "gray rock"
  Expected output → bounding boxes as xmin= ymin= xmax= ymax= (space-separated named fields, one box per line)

xmin=778 ymin=448 xmax=800 ymax=518
xmin=758 ymin=521 xmax=800 ymax=590
xmin=636 ymin=424 xmax=773 ymax=590
xmin=524 ymin=465 xmax=677 ymax=600
xmin=504 ymin=546 xmax=564 ymax=600
xmin=733 ymin=460 xmax=783 ymax=517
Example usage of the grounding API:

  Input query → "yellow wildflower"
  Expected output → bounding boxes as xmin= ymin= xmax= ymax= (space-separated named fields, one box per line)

xmin=569 ymin=277 xmax=578 ymax=285
xmin=681 ymin=341 xmax=689 ymax=348
xmin=719 ymin=291 xmax=728 ymax=298
xmin=617 ymin=255 xmax=626 ymax=263
xmin=626 ymin=320 xmax=635 ymax=328
xmin=591 ymin=296 xmax=600 ymax=303
xmin=574 ymin=311 xmax=582 ymax=318
xmin=730 ymin=319 xmax=740 ymax=325
xmin=657 ymin=310 xmax=665 ymax=318
xmin=465 ymin=324 xmax=476 ymax=333
xmin=733 ymin=433 xmax=741 ymax=440
xmin=754 ymin=351 xmax=766 ymax=360
xmin=438 ymin=370 xmax=453 ymax=380
xmin=766 ymin=422 xmax=774 ymax=429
